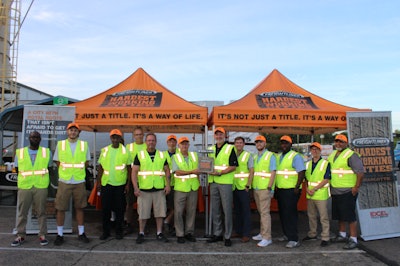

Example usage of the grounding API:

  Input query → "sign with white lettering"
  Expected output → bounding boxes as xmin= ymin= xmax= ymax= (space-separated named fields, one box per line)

xmin=347 ymin=111 xmax=400 ymax=241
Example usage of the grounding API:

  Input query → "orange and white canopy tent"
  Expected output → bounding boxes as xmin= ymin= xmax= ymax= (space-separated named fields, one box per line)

xmin=69 ymin=68 xmax=208 ymax=133
xmin=208 ymin=69 xmax=371 ymax=134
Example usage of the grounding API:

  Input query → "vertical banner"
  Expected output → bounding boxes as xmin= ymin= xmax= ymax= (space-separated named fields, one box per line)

xmin=347 ymin=111 xmax=400 ymax=240
xmin=16 ymin=105 xmax=76 ymax=234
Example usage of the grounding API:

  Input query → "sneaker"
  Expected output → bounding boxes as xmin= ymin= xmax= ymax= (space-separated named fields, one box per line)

xmin=54 ymin=235 xmax=64 ymax=246
xmin=136 ymin=233 xmax=145 ymax=244
xmin=156 ymin=233 xmax=169 ymax=243
xmin=39 ymin=236 xmax=49 ymax=246
xmin=277 ymin=235 xmax=288 ymax=242
xmin=224 ymin=239 xmax=232 ymax=247
xmin=332 ymin=235 xmax=348 ymax=243
xmin=252 ymin=233 xmax=262 ymax=241
xmin=257 ymin=239 xmax=272 ymax=247
xmin=302 ymin=236 xmax=317 ymax=241
xmin=320 ymin=240 xmax=330 ymax=247
xmin=343 ymin=239 xmax=358 ymax=250
xmin=177 ymin=237 xmax=185 ymax=243
xmin=11 ymin=236 xmax=25 ymax=247
xmin=78 ymin=233 xmax=90 ymax=243
xmin=185 ymin=234 xmax=196 ymax=242
xmin=286 ymin=241 xmax=301 ymax=248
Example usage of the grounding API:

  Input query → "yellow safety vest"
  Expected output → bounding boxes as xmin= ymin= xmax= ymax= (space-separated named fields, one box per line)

xmin=163 ymin=150 xmax=175 ymax=186
xmin=276 ymin=150 xmax=299 ymax=189
xmin=173 ymin=152 xmax=199 ymax=192
xmin=17 ymin=147 xmax=50 ymax=189
xmin=305 ymin=159 xmax=330 ymax=200
xmin=328 ymin=148 xmax=357 ymax=188
xmin=252 ymin=150 xmax=275 ymax=190
xmin=233 ymin=150 xmax=251 ymax=190
xmin=99 ymin=144 xmax=130 ymax=186
xmin=57 ymin=140 xmax=88 ymax=182
xmin=209 ymin=143 xmax=235 ymax=185
xmin=126 ymin=142 xmax=147 ymax=160
xmin=137 ymin=150 xmax=166 ymax=189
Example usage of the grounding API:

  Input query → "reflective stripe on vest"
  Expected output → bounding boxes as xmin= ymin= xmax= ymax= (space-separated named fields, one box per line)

xmin=20 ymin=169 xmax=49 ymax=177
xmin=308 ymin=181 xmax=329 ymax=188
xmin=253 ymin=172 xmax=272 ymax=178
xmin=214 ymin=165 xmax=228 ymax=171
xmin=234 ymin=173 xmax=250 ymax=178
xmin=60 ymin=162 xmax=85 ymax=169
xmin=331 ymin=169 xmax=355 ymax=177
xmin=138 ymin=171 xmax=166 ymax=176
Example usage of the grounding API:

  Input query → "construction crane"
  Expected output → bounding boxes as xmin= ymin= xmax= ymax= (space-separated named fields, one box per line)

xmin=0 ymin=0 xmax=21 ymax=112
xmin=0 ymin=0 xmax=34 ymax=164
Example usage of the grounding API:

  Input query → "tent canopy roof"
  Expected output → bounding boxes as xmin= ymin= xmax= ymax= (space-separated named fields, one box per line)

xmin=0 ymin=96 xmax=78 ymax=132
xmin=208 ymin=69 xmax=371 ymax=134
xmin=69 ymin=68 xmax=208 ymax=133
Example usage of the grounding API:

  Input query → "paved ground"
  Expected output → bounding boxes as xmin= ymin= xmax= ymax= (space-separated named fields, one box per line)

xmin=0 ymin=190 xmax=399 ymax=266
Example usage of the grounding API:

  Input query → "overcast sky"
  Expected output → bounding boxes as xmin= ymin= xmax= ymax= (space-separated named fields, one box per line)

xmin=17 ymin=0 xmax=400 ymax=131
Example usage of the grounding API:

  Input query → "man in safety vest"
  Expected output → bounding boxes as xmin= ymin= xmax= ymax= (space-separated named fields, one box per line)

xmin=232 ymin=136 xmax=254 ymax=243
xmin=131 ymin=133 xmax=171 ymax=244
xmin=11 ymin=131 xmax=52 ymax=247
xmin=124 ymin=126 xmax=146 ymax=235
xmin=53 ymin=122 xmax=91 ymax=246
xmin=163 ymin=134 xmax=177 ymax=235
xmin=206 ymin=127 xmax=238 ymax=247
xmin=275 ymin=135 xmax=305 ymax=248
xmin=303 ymin=142 xmax=331 ymax=247
xmin=251 ymin=135 xmax=276 ymax=248
xmin=97 ymin=129 xmax=132 ymax=240
xmin=328 ymin=134 xmax=364 ymax=250
xmin=171 ymin=136 xmax=200 ymax=243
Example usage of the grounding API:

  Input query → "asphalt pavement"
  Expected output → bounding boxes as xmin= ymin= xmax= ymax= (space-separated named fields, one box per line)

xmin=0 ymin=188 xmax=399 ymax=266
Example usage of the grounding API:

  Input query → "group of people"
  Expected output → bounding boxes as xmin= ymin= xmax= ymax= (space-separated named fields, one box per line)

xmin=11 ymin=124 xmax=364 ymax=251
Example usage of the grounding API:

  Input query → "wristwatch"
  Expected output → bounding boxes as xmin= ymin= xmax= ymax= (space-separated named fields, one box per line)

xmin=267 ymin=187 xmax=272 ymax=191
xmin=245 ymin=185 xmax=250 ymax=189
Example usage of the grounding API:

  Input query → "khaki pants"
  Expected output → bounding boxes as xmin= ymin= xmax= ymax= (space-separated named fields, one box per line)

xmin=16 ymin=187 xmax=48 ymax=237
xmin=253 ymin=189 xmax=273 ymax=240
xmin=174 ymin=190 xmax=198 ymax=237
xmin=306 ymin=199 xmax=330 ymax=241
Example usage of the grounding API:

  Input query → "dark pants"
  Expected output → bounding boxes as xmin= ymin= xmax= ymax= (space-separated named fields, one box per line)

xmin=276 ymin=188 xmax=301 ymax=242
xmin=233 ymin=189 xmax=252 ymax=237
xmin=101 ymin=184 xmax=126 ymax=235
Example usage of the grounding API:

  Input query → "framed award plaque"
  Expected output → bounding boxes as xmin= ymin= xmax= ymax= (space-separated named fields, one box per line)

xmin=199 ymin=157 xmax=214 ymax=173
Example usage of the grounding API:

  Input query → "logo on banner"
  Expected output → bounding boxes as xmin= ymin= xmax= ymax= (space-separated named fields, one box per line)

xmin=370 ymin=210 xmax=389 ymax=218
xmin=5 ymin=173 xmax=17 ymax=183
xmin=352 ymin=137 xmax=390 ymax=147
xmin=255 ymin=91 xmax=317 ymax=109
xmin=101 ymin=89 xmax=162 ymax=107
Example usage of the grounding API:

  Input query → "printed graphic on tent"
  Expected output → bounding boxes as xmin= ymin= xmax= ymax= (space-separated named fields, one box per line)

xmin=208 ymin=69 xmax=371 ymax=134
